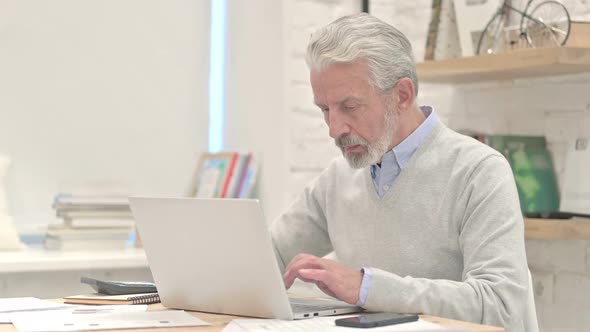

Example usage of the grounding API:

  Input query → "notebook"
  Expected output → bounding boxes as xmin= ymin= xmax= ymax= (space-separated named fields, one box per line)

xmin=63 ymin=293 xmax=160 ymax=305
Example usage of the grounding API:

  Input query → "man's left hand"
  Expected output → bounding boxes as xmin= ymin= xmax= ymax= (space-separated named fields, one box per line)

xmin=283 ymin=253 xmax=363 ymax=305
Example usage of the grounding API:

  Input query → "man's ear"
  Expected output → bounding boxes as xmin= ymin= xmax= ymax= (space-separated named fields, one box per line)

xmin=392 ymin=78 xmax=416 ymax=113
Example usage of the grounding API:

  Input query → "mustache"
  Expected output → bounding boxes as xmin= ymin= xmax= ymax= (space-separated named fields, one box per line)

xmin=335 ymin=134 xmax=368 ymax=149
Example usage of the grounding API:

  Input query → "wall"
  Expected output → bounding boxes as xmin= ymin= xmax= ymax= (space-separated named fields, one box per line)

xmin=223 ymin=0 xmax=287 ymax=222
xmin=283 ymin=0 xmax=361 ymax=204
xmin=0 ymin=0 xmax=211 ymax=229
xmin=281 ymin=0 xmax=590 ymax=331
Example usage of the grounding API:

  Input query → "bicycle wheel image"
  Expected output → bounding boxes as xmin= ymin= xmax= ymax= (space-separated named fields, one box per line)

xmin=522 ymin=0 xmax=570 ymax=48
xmin=476 ymin=13 xmax=507 ymax=55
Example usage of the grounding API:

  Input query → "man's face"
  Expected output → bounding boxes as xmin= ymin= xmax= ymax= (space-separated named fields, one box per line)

xmin=311 ymin=61 xmax=398 ymax=168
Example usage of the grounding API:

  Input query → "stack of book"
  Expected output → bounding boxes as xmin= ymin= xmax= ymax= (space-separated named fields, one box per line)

xmin=46 ymin=195 xmax=134 ymax=250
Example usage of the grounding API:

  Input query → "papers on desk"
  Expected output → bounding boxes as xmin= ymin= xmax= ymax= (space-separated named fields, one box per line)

xmin=0 ymin=303 xmax=147 ymax=324
xmin=11 ymin=310 xmax=209 ymax=332
xmin=224 ymin=317 xmax=465 ymax=332
xmin=0 ymin=298 xmax=71 ymax=313
xmin=0 ymin=298 xmax=73 ymax=324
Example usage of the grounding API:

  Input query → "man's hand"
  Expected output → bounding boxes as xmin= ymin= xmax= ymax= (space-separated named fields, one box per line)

xmin=283 ymin=253 xmax=363 ymax=305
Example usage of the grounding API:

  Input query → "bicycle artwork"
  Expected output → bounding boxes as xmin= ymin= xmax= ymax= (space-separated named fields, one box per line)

xmin=476 ymin=0 xmax=571 ymax=55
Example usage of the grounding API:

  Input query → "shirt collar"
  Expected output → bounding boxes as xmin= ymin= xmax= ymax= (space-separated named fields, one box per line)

xmin=373 ymin=106 xmax=438 ymax=171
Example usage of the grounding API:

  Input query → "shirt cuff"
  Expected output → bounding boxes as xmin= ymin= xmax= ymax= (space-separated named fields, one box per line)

xmin=356 ymin=267 xmax=373 ymax=307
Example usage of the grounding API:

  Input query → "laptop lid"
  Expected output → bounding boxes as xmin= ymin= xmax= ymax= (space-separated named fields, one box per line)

xmin=129 ymin=197 xmax=294 ymax=319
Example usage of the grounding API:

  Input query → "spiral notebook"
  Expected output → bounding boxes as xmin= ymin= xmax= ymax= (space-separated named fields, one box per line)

xmin=64 ymin=292 xmax=160 ymax=305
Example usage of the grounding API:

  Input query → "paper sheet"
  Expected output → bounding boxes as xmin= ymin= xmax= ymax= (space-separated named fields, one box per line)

xmin=224 ymin=317 xmax=464 ymax=332
xmin=0 ymin=298 xmax=75 ymax=323
xmin=0 ymin=298 xmax=72 ymax=313
xmin=0 ymin=304 xmax=147 ymax=324
xmin=11 ymin=310 xmax=209 ymax=332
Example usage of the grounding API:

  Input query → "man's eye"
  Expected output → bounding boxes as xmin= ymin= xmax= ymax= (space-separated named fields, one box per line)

xmin=344 ymin=105 xmax=357 ymax=112
xmin=321 ymin=108 xmax=329 ymax=113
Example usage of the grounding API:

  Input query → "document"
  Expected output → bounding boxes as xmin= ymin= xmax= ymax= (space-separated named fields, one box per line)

xmin=223 ymin=317 xmax=464 ymax=332
xmin=0 ymin=298 xmax=74 ymax=324
xmin=11 ymin=310 xmax=209 ymax=332
xmin=1 ymin=304 xmax=147 ymax=324
xmin=0 ymin=298 xmax=72 ymax=313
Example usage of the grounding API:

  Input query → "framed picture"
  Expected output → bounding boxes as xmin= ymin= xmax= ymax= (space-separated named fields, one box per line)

xmin=189 ymin=152 xmax=237 ymax=198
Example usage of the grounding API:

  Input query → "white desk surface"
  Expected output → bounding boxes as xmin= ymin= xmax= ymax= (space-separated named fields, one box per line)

xmin=0 ymin=248 xmax=148 ymax=273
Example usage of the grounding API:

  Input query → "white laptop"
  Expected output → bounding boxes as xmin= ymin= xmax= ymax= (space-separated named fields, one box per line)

xmin=129 ymin=197 xmax=361 ymax=320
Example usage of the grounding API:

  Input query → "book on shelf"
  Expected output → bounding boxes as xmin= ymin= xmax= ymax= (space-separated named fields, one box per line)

xmin=44 ymin=224 xmax=132 ymax=250
xmin=57 ymin=210 xmax=134 ymax=219
xmin=509 ymin=148 xmax=560 ymax=214
xmin=238 ymin=156 xmax=258 ymax=199
xmin=63 ymin=218 xmax=135 ymax=229
xmin=45 ymin=237 xmax=130 ymax=251
xmin=190 ymin=152 xmax=258 ymax=199
xmin=467 ymin=133 xmax=560 ymax=214
xmin=483 ymin=135 xmax=547 ymax=157
xmin=226 ymin=153 xmax=249 ymax=199
xmin=64 ymin=293 xmax=160 ymax=305
xmin=52 ymin=193 xmax=135 ymax=232
xmin=220 ymin=152 xmax=239 ymax=198
xmin=46 ymin=225 xmax=133 ymax=238
xmin=53 ymin=195 xmax=131 ymax=210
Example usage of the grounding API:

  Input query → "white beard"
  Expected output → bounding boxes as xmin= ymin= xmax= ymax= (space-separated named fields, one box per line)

xmin=335 ymin=107 xmax=398 ymax=169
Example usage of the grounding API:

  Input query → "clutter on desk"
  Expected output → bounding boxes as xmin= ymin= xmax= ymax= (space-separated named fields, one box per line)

xmin=46 ymin=194 xmax=135 ymax=250
xmin=10 ymin=310 xmax=208 ymax=332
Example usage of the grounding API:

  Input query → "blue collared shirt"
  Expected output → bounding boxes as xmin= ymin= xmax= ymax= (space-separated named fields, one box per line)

xmin=356 ymin=106 xmax=438 ymax=307
xmin=370 ymin=106 xmax=438 ymax=197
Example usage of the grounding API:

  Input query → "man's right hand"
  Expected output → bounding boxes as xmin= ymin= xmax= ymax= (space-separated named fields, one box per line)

xmin=283 ymin=253 xmax=363 ymax=305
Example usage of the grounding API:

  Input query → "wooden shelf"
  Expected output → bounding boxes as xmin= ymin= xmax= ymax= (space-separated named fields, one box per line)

xmin=524 ymin=218 xmax=590 ymax=240
xmin=416 ymin=47 xmax=590 ymax=83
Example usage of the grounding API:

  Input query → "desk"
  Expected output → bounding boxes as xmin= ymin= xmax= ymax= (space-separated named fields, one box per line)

xmin=0 ymin=303 xmax=503 ymax=332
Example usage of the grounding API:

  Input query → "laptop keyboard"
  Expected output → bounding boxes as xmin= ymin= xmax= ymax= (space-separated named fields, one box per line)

xmin=289 ymin=298 xmax=353 ymax=314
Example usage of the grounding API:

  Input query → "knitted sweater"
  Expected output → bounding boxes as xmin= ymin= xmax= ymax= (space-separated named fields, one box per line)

xmin=271 ymin=120 xmax=528 ymax=331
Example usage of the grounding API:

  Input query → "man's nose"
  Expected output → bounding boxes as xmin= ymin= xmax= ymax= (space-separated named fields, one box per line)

xmin=328 ymin=111 xmax=350 ymax=139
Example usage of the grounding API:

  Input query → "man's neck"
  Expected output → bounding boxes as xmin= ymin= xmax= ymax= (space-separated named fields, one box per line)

xmin=389 ymin=106 xmax=426 ymax=150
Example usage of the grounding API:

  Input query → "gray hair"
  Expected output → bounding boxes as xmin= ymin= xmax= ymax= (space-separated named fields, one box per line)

xmin=306 ymin=13 xmax=418 ymax=96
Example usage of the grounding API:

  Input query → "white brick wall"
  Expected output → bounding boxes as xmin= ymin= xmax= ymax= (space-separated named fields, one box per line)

xmin=283 ymin=0 xmax=360 ymax=199
xmin=282 ymin=0 xmax=590 ymax=330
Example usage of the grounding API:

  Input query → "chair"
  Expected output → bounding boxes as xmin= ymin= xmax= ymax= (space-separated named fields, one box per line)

xmin=524 ymin=269 xmax=539 ymax=332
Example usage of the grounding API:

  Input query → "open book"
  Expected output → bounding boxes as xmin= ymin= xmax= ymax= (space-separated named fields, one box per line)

xmin=64 ymin=293 xmax=160 ymax=305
